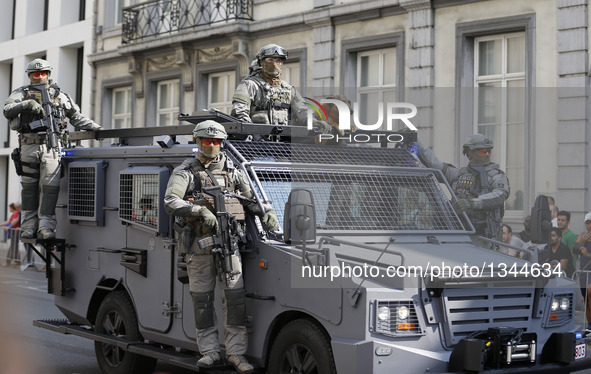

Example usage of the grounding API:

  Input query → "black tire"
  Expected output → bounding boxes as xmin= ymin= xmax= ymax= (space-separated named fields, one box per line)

xmin=268 ymin=319 xmax=336 ymax=374
xmin=94 ymin=291 xmax=157 ymax=374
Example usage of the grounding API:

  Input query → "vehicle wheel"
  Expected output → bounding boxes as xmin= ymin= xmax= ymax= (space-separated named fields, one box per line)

xmin=94 ymin=290 xmax=157 ymax=374
xmin=268 ymin=319 xmax=336 ymax=374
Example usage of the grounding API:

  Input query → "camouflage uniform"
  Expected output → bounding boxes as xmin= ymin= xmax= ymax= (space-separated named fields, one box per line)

xmin=417 ymin=138 xmax=509 ymax=239
xmin=231 ymin=44 xmax=330 ymax=137
xmin=231 ymin=74 xmax=308 ymax=126
xmin=164 ymin=120 xmax=278 ymax=372
xmin=164 ymin=153 xmax=256 ymax=357
xmin=3 ymin=59 xmax=100 ymax=238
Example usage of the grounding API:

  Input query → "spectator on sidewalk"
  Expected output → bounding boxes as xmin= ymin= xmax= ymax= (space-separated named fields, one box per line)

xmin=573 ymin=213 xmax=591 ymax=328
xmin=557 ymin=211 xmax=578 ymax=269
xmin=541 ymin=227 xmax=574 ymax=278
xmin=3 ymin=203 xmax=21 ymax=267
xmin=558 ymin=211 xmax=577 ymax=249
xmin=517 ymin=215 xmax=531 ymax=243
xmin=502 ymin=224 xmax=525 ymax=248
xmin=501 ymin=224 xmax=525 ymax=257
xmin=1 ymin=203 xmax=19 ymax=242
xmin=547 ymin=196 xmax=558 ymax=227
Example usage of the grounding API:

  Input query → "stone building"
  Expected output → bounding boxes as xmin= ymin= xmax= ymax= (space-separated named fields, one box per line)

xmin=0 ymin=0 xmax=590 ymax=233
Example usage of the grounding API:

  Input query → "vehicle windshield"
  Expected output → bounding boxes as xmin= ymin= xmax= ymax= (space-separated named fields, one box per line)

xmin=227 ymin=141 xmax=468 ymax=233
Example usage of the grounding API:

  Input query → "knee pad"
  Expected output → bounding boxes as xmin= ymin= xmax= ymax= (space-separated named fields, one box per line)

xmin=224 ymin=288 xmax=246 ymax=326
xmin=21 ymin=182 xmax=39 ymax=211
xmin=190 ymin=290 xmax=215 ymax=330
xmin=40 ymin=185 xmax=60 ymax=216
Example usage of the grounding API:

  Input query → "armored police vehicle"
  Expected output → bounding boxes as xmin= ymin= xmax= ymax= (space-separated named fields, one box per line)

xmin=33 ymin=112 xmax=591 ymax=373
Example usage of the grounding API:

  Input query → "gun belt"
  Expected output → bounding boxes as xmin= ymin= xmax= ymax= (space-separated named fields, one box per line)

xmin=20 ymin=133 xmax=46 ymax=145
xmin=197 ymin=236 xmax=215 ymax=253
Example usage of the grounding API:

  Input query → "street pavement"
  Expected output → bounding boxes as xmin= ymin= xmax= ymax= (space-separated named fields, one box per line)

xmin=0 ymin=241 xmax=218 ymax=374
xmin=2 ymin=239 xmax=591 ymax=374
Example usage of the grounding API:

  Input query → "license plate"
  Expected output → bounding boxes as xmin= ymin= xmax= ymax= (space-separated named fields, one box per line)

xmin=575 ymin=343 xmax=586 ymax=360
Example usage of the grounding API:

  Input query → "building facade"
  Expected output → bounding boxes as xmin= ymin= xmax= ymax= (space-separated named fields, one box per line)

xmin=0 ymin=0 xmax=95 ymax=222
xmin=1 ymin=0 xmax=590 ymax=234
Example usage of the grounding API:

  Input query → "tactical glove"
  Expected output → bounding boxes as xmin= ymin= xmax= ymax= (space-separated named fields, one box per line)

xmin=88 ymin=121 xmax=102 ymax=131
xmin=198 ymin=207 xmax=218 ymax=229
xmin=24 ymin=100 xmax=45 ymax=117
xmin=407 ymin=142 xmax=419 ymax=157
xmin=262 ymin=208 xmax=280 ymax=232
xmin=453 ymin=198 xmax=475 ymax=213
xmin=75 ymin=118 xmax=102 ymax=131
xmin=313 ymin=120 xmax=333 ymax=135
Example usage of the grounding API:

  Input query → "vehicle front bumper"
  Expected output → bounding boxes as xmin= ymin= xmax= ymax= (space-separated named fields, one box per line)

xmin=332 ymin=332 xmax=591 ymax=374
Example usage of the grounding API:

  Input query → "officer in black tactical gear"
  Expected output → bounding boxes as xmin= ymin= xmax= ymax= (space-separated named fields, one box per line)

xmin=231 ymin=44 xmax=331 ymax=136
xmin=3 ymin=58 xmax=101 ymax=240
xmin=416 ymin=134 xmax=510 ymax=239
xmin=164 ymin=120 xmax=279 ymax=373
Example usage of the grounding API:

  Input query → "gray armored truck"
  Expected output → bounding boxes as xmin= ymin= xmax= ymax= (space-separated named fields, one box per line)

xmin=32 ymin=113 xmax=591 ymax=373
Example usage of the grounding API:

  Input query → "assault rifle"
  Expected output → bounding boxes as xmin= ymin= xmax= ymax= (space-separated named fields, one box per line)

xmin=30 ymin=84 xmax=61 ymax=157
xmin=202 ymin=186 xmax=243 ymax=284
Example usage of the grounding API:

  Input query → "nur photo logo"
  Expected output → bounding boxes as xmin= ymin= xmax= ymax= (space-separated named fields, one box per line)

xmin=304 ymin=97 xmax=418 ymax=143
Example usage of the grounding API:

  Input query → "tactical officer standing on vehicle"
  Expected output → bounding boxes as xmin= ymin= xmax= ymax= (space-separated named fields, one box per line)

xmin=416 ymin=134 xmax=510 ymax=239
xmin=3 ymin=59 xmax=101 ymax=240
xmin=164 ymin=120 xmax=280 ymax=373
xmin=231 ymin=44 xmax=331 ymax=137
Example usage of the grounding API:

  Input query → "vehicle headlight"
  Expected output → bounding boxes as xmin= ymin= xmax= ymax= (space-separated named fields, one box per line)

xmin=397 ymin=305 xmax=409 ymax=320
xmin=373 ymin=300 xmax=423 ymax=337
xmin=377 ymin=306 xmax=390 ymax=321
xmin=544 ymin=293 xmax=573 ymax=328
xmin=560 ymin=297 xmax=569 ymax=311
xmin=551 ymin=299 xmax=559 ymax=311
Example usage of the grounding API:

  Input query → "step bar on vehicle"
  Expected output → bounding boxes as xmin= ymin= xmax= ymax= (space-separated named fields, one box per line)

xmin=33 ymin=319 xmax=256 ymax=373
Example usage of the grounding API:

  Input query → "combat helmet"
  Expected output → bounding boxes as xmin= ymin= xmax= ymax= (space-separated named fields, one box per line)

xmin=248 ymin=58 xmax=261 ymax=75
xmin=462 ymin=134 xmax=493 ymax=155
xmin=26 ymin=58 xmax=53 ymax=76
xmin=256 ymin=44 xmax=288 ymax=61
xmin=192 ymin=120 xmax=227 ymax=140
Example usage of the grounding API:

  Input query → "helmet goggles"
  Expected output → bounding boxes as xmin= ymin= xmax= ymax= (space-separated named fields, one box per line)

xmin=476 ymin=148 xmax=491 ymax=155
xmin=200 ymin=138 xmax=222 ymax=146
xmin=258 ymin=45 xmax=288 ymax=60
xmin=31 ymin=71 xmax=49 ymax=79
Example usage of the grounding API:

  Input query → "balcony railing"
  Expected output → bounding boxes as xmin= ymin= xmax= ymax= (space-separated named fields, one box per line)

xmin=122 ymin=0 xmax=254 ymax=44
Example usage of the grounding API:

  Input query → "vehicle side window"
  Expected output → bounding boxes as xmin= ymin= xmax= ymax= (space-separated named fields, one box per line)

xmin=119 ymin=166 xmax=170 ymax=235
xmin=67 ymin=161 xmax=107 ymax=226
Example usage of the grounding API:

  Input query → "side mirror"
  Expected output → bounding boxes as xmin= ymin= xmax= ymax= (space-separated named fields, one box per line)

xmin=530 ymin=195 xmax=552 ymax=244
xmin=284 ymin=188 xmax=316 ymax=244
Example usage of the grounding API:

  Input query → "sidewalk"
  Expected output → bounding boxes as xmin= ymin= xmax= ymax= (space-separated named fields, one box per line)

xmin=0 ymin=238 xmax=43 ymax=271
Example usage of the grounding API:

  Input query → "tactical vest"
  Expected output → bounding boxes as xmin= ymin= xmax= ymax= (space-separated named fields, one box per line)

xmin=251 ymin=77 xmax=292 ymax=125
xmin=186 ymin=158 xmax=245 ymax=222
xmin=453 ymin=164 xmax=504 ymax=239
xmin=20 ymin=83 xmax=64 ymax=130
xmin=453 ymin=172 xmax=480 ymax=199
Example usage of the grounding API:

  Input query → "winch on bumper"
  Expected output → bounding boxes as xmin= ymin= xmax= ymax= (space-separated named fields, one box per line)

xmin=334 ymin=330 xmax=591 ymax=374
xmin=448 ymin=328 xmax=591 ymax=373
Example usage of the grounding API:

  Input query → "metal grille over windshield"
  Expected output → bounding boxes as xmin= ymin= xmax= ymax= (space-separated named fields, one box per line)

xmin=253 ymin=167 xmax=463 ymax=232
xmin=228 ymin=140 xmax=424 ymax=167
xmin=226 ymin=141 xmax=465 ymax=232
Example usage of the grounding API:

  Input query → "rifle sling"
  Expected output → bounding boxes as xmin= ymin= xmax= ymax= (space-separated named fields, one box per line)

xmin=469 ymin=165 xmax=490 ymax=193
xmin=205 ymin=169 xmax=220 ymax=187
